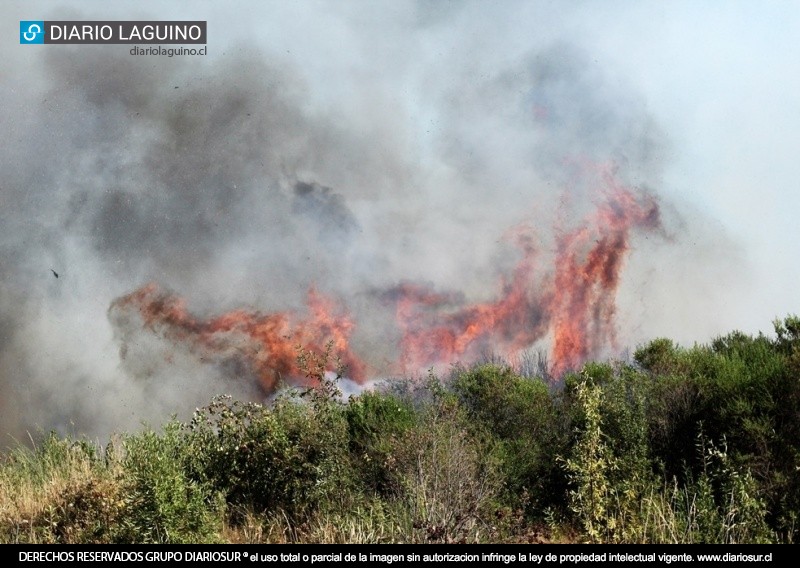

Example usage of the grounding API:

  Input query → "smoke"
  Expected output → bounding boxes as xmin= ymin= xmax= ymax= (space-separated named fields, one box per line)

xmin=0 ymin=4 xmax=755 ymax=444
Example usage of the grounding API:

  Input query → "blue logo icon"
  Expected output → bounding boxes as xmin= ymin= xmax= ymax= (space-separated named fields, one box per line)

xmin=20 ymin=21 xmax=44 ymax=44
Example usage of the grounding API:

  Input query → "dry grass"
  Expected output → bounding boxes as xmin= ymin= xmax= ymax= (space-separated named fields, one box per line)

xmin=0 ymin=436 xmax=123 ymax=543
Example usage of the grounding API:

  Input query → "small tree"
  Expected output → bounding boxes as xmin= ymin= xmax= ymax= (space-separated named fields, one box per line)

xmin=563 ymin=377 xmax=615 ymax=543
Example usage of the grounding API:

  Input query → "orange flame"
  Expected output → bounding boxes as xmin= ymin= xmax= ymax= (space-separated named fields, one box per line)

xmin=390 ymin=226 xmax=552 ymax=372
xmin=110 ymin=283 xmax=367 ymax=393
xmin=391 ymin=167 xmax=658 ymax=376
xmin=549 ymin=169 xmax=659 ymax=375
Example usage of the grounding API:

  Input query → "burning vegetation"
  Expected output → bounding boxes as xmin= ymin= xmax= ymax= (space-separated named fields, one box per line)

xmin=110 ymin=283 xmax=367 ymax=393
xmin=110 ymin=164 xmax=659 ymax=394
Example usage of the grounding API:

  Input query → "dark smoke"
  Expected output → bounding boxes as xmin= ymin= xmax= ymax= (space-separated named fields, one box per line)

xmin=292 ymin=181 xmax=361 ymax=250
xmin=0 ymin=35 xmax=741 ymax=446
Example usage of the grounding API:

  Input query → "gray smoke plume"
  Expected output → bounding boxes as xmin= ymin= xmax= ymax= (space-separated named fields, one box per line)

xmin=0 ymin=4 xmax=754 ymax=446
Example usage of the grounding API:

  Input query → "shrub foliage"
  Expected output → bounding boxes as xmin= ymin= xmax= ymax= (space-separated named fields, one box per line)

xmin=1 ymin=317 xmax=798 ymax=543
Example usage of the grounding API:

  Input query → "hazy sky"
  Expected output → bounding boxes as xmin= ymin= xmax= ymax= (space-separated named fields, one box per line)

xmin=2 ymin=1 xmax=798 ymax=440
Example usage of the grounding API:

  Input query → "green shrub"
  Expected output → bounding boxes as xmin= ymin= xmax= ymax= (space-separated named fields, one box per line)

xmin=634 ymin=338 xmax=682 ymax=375
xmin=2 ymin=319 xmax=797 ymax=544
xmin=563 ymin=378 xmax=614 ymax=542
xmin=633 ymin=325 xmax=799 ymax=541
xmin=450 ymin=363 xmax=566 ymax=515
xmin=115 ymin=422 xmax=222 ymax=544
xmin=183 ymin=393 xmax=352 ymax=522
xmin=345 ymin=390 xmax=417 ymax=497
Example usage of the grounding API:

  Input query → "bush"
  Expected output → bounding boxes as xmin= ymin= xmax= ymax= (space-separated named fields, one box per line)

xmin=563 ymin=378 xmax=615 ymax=543
xmin=115 ymin=422 xmax=222 ymax=544
xmin=182 ymin=394 xmax=352 ymax=523
xmin=632 ymin=326 xmax=799 ymax=541
xmin=450 ymin=363 xmax=566 ymax=515
xmin=345 ymin=390 xmax=417 ymax=497
xmin=395 ymin=392 xmax=501 ymax=543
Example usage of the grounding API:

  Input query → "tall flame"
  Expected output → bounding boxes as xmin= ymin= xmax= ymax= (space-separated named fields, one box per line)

xmin=390 ymin=167 xmax=658 ymax=375
xmin=549 ymin=169 xmax=659 ymax=375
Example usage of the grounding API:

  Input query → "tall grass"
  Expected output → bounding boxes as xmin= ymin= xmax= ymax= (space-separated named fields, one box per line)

xmin=0 ymin=434 xmax=120 ymax=543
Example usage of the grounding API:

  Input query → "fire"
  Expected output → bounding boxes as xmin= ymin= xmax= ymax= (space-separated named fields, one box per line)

xmin=390 ymin=166 xmax=659 ymax=376
xmin=549 ymin=168 xmax=659 ymax=375
xmin=390 ymin=225 xmax=552 ymax=372
xmin=109 ymin=283 xmax=367 ymax=393
xmin=110 ymin=165 xmax=659 ymax=390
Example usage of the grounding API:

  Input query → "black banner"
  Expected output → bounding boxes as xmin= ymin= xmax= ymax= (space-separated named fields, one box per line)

xmin=6 ymin=544 xmax=783 ymax=567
